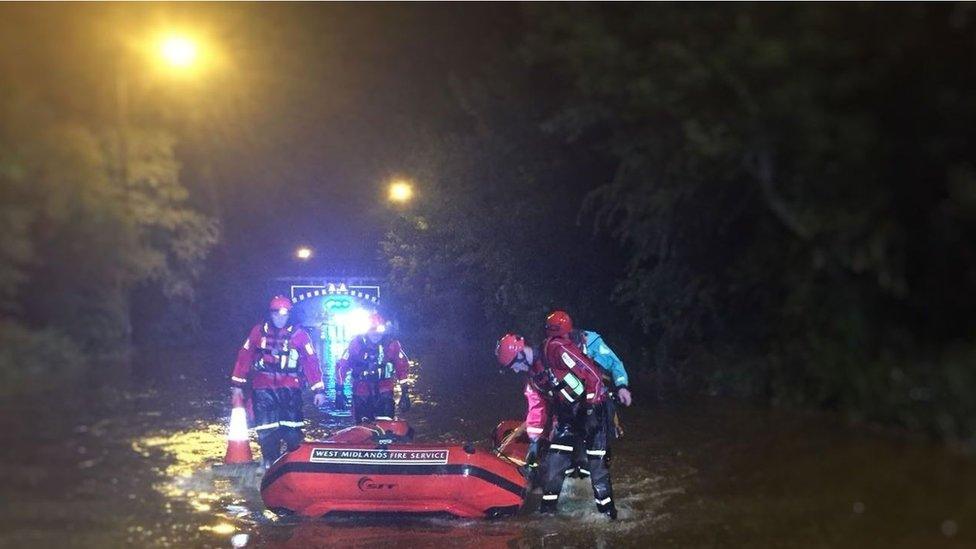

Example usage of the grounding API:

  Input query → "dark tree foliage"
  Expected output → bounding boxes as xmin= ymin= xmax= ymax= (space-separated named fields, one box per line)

xmin=524 ymin=3 xmax=976 ymax=439
xmin=380 ymin=75 xmax=625 ymax=350
xmin=0 ymin=91 xmax=218 ymax=349
xmin=0 ymin=6 xmax=219 ymax=389
xmin=0 ymin=50 xmax=218 ymax=393
xmin=382 ymin=3 xmax=976 ymax=442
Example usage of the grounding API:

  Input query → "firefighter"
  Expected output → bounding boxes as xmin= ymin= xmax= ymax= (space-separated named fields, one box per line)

xmin=565 ymin=326 xmax=632 ymax=478
xmin=495 ymin=311 xmax=619 ymax=519
xmin=231 ymin=296 xmax=326 ymax=469
xmin=334 ymin=313 xmax=411 ymax=423
xmin=569 ymin=328 xmax=632 ymax=406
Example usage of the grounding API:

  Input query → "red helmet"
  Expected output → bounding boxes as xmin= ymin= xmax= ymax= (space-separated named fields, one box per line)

xmin=269 ymin=295 xmax=293 ymax=314
xmin=545 ymin=310 xmax=572 ymax=337
xmin=495 ymin=333 xmax=525 ymax=367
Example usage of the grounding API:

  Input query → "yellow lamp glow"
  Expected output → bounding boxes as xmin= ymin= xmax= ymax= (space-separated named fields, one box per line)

xmin=159 ymin=35 xmax=199 ymax=69
xmin=388 ymin=180 xmax=414 ymax=203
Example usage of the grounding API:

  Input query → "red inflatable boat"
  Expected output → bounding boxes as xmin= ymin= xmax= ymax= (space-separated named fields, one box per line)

xmin=261 ymin=420 xmax=527 ymax=519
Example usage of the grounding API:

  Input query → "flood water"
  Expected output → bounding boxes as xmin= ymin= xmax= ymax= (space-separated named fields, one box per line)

xmin=1 ymin=345 xmax=973 ymax=548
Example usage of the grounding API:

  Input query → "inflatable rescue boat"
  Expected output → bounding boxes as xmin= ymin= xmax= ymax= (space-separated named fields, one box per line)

xmin=261 ymin=419 xmax=527 ymax=519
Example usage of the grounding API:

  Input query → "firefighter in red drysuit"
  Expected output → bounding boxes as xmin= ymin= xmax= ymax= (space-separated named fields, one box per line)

xmin=334 ymin=313 xmax=411 ymax=423
xmin=495 ymin=310 xmax=618 ymax=519
xmin=231 ymin=296 xmax=326 ymax=468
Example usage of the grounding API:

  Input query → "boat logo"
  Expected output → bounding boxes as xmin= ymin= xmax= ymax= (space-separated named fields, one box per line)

xmin=310 ymin=447 xmax=450 ymax=465
xmin=357 ymin=476 xmax=397 ymax=491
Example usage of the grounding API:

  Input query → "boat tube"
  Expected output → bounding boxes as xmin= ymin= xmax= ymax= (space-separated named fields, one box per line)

xmin=261 ymin=420 xmax=527 ymax=519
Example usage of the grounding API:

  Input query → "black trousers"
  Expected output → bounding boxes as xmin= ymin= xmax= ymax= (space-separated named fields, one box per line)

xmin=352 ymin=391 xmax=395 ymax=424
xmin=567 ymin=399 xmax=617 ymax=477
xmin=253 ymin=387 xmax=304 ymax=463
xmin=540 ymin=402 xmax=614 ymax=512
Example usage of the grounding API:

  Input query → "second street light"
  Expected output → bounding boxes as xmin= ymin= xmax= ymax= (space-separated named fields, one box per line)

xmin=295 ymin=246 xmax=313 ymax=261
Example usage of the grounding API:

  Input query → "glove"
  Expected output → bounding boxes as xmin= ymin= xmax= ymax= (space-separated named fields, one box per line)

xmin=398 ymin=384 xmax=411 ymax=413
xmin=525 ymin=439 xmax=541 ymax=468
xmin=617 ymin=387 xmax=632 ymax=407
xmin=313 ymin=392 xmax=328 ymax=407
xmin=334 ymin=385 xmax=348 ymax=410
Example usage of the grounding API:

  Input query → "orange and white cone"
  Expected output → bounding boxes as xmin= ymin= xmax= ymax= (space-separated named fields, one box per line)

xmin=224 ymin=405 xmax=253 ymax=464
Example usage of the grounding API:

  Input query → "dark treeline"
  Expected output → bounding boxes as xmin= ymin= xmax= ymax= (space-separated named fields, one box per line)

xmin=381 ymin=4 xmax=976 ymax=443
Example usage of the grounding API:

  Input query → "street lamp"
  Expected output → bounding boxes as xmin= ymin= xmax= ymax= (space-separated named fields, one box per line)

xmin=115 ymin=32 xmax=209 ymax=184
xmin=296 ymin=246 xmax=313 ymax=261
xmin=388 ymin=179 xmax=414 ymax=204
xmin=159 ymin=35 xmax=199 ymax=69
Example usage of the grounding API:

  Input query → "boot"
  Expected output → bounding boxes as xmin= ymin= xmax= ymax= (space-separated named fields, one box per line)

xmin=539 ymin=497 xmax=559 ymax=515
xmin=596 ymin=500 xmax=618 ymax=520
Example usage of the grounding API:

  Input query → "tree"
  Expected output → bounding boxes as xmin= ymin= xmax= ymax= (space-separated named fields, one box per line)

xmin=380 ymin=66 xmax=628 ymax=349
xmin=0 ymin=88 xmax=217 ymax=357
xmin=525 ymin=3 xmax=976 ymax=439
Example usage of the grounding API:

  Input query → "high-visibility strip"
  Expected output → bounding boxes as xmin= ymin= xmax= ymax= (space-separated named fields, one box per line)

xmin=549 ymin=443 xmax=574 ymax=452
xmin=375 ymin=416 xmax=393 ymax=421
xmin=542 ymin=494 xmax=559 ymax=501
xmin=595 ymin=497 xmax=612 ymax=505
xmin=279 ymin=420 xmax=304 ymax=428
xmin=255 ymin=422 xmax=280 ymax=431
xmin=579 ymin=468 xmax=590 ymax=475
xmin=526 ymin=426 xmax=545 ymax=434
xmin=564 ymin=468 xmax=576 ymax=475
xmin=586 ymin=449 xmax=606 ymax=456
xmin=309 ymin=381 xmax=325 ymax=391
xmin=231 ymin=376 xmax=247 ymax=384
xmin=586 ymin=393 xmax=595 ymax=399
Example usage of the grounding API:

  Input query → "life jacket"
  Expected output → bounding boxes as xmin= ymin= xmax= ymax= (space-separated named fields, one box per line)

xmin=538 ymin=336 xmax=607 ymax=406
xmin=253 ymin=323 xmax=300 ymax=373
xmin=527 ymin=363 xmax=592 ymax=409
xmin=350 ymin=335 xmax=396 ymax=382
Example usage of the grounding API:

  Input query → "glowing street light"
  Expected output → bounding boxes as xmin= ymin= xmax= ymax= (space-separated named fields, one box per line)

xmin=388 ymin=179 xmax=414 ymax=204
xmin=159 ymin=35 xmax=199 ymax=69
xmin=296 ymin=246 xmax=313 ymax=260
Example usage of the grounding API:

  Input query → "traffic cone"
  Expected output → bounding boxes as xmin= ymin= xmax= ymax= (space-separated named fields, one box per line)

xmin=224 ymin=407 xmax=252 ymax=463
xmin=224 ymin=391 xmax=253 ymax=464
